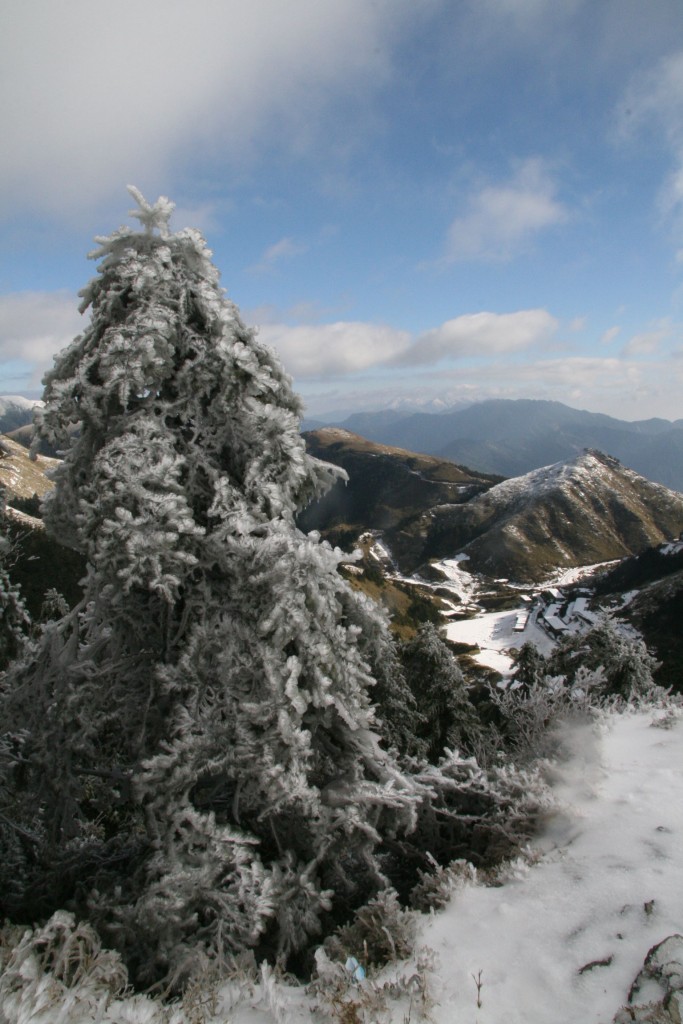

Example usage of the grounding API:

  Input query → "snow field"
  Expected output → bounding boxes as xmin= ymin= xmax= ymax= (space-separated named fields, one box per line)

xmin=444 ymin=606 xmax=555 ymax=675
xmin=411 ymin=708 xmax=683 ymax=1024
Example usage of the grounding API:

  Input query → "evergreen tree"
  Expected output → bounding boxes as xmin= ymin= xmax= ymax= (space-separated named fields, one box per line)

xmin=0 ymin=501 xmax=31 ymax=672
xmin=0 ymin=190 xmax=418 ymax=985
xmin=548 ymin=614 xmax=659 ymax=701
xmin=400 ymin=624 xmax=481 ymax=761
xmin=511 ymin=641 xmax=548 ymax=690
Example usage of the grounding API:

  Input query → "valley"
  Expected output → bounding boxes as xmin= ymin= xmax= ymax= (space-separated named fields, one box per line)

xmin=358 ymin=528 xmax=617 ymax=679
xmin=306 ymin=430 xmax=683 ymax=691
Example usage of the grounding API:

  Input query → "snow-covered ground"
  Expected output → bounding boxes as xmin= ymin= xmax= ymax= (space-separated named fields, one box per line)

xmin=4 ymin=708 xmax=682 ymax=1024
xmin=437 ymin=558 xmax=620 ymax=676
xmin=445 ymin=606 xmax=555 ymax=675
xmin=431 ymin=556 xmax=481 ymax=608
xmin=417 ymin=707 xmax=683 ymax=1024
xmin=543 ymin=561 xmax=620 ymax=588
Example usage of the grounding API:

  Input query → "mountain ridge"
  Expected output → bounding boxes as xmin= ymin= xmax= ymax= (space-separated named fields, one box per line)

xmin=302 ymin=428 xmax=683 ymax=583
xmin=330 ymin=398 xmax=683 ymax=490
xmin=299 ymin=426 xmax=501 ymax=548
xmin=402 ymin=448 xmax=683 ymax=581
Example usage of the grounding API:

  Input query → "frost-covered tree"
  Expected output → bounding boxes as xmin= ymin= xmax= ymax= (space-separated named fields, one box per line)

xmin=0 ymin=189 xmax=419 ymax=985
xmin=400 ymin=624 xmax=481 ymax=761
xmin=0 ymin=502 xmax=31 ymax=672
xmin=548 ymin=614 xmax=659 ymax=701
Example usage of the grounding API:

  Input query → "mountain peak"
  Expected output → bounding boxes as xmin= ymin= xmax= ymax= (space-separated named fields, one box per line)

xmin=407 ymin=450 xmax=683 ymax=581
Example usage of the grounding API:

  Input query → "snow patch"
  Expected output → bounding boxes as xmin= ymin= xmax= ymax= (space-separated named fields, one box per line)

xmin=430 ymin=556 xmax=480 ymax=607
xmin=445 ymin=606 xmax=555 ymax=674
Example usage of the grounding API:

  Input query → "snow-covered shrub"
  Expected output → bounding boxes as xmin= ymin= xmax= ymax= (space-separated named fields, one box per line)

xmin=0 ymin=190 xmax=421 ymax=987
xmin=409 ymin=856 xmax=477 ymax=912
xmin=312 ymin=944 xmax=436 ymax=1024
xmin=489 ymin=676 xmax=577 ymax=763
xmin=380 ymin=749 xmax=554 ymax=903
xmin=0 ymin=911 xmax=131 ymax=1024
xmin=548 ymin=614 xmax=661 ymax=701
xmin=324 ymin=887 xmax=417 ymax=968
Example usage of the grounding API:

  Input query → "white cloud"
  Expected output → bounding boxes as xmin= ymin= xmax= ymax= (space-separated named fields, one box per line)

xmin=249 ymin=237 xmax=309 ymax=273
xmin=263 ymin=238 xmax=307 ymax=263
xmin=170 ymin=200 xmax=230 ymax=237
xmin=395 ymin=310 xmax=558 ymax=366
xmin=621 ymin=324 xmax=671 ymax=356
xmin=0 ymin=0 xmax=411 ymax=218
xmin=259 ymin=321 xmax=411 ymax=376
xmin=618 ymin=49 xmax=683 ymax=235
xmin=485 ymin=353 xmax=683 ymax=419
xmin=0 ymin=291 xmax=84 ymax=387
xmin=445 ymin=159 xmax=569 ymax=262
xmin=618 ymin=50 xmax=683 ymax=148
xmin=600 ymin=325 xmax=621 ymax=345
xmin=260 ymin=309 xmax=557 ymax=377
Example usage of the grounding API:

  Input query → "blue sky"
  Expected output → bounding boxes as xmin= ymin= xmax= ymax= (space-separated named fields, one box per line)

xmin=2 ymin=0 xmax=683 ymax=421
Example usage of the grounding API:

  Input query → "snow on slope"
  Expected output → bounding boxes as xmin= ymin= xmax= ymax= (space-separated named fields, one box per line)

xmin=3 ymin=708 xmax=682 ymax=1024
xmin=479 ymin=449 xmax=676 ymax=506
xmin=0 ymin=396 xmax=42 ymax=413
xmin=0 ymin=436 xmax=58 ymax=500
xmin=417 ymin=707 xmax=683 ymax=1024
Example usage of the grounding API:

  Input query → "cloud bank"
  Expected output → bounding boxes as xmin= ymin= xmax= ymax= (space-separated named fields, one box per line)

xmin=0 ymin=0 xmax=410 ymax=218
xmin=394 ymin=310 xmax=558 ymax=366
xmin=3 ymin=288 xmax=681 ymax=422
xmin=260 ymin=309 xmax=556 ymax=376
xmin=0 ymin=291 xmax=84 ymax=389
xmin=258 ymin=321 xmax=412 ymax=376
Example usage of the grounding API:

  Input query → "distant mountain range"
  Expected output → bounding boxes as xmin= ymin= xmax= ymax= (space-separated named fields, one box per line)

xmin=312 ymin=399 xmax=683 ymax=492
xmin=8 ymin=396 xmax=683 ymax=490
xmin=5 ymin=407 xmax=683 ymax=598
xmin=303 ymin=430 xmax=683 ymax=582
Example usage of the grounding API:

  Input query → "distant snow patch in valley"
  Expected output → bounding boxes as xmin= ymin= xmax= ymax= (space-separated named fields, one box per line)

xmin=444 ymin=606 xmax=555 ymax=674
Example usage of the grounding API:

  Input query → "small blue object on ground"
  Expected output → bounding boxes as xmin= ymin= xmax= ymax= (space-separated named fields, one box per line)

xmin=345 ymin=956 xmax=366 ymax=982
